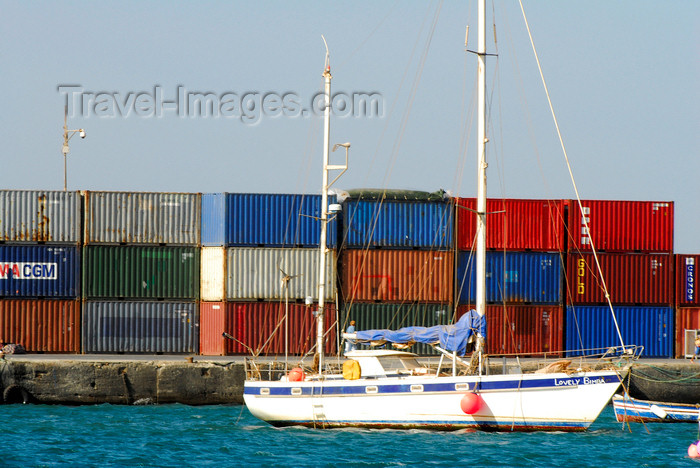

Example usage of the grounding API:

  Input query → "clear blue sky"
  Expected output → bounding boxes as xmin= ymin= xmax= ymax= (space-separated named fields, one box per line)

xmin=2 ymin=1 xmax=698 ymax=252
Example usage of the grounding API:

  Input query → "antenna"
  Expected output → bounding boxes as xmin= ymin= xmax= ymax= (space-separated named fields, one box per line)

xmin=464 ymin=25 xmax=469 ymax=49
xmin=321 ymin=35 xmax=330 ymax=72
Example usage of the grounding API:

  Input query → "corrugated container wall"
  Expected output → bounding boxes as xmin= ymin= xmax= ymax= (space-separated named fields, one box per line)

xmin=567 ymin=200 xmax=673 ymax=253
xmin=565 ymin=306 xmax=673 ymax=358
xmin=200 ymin=193 xmax=226 ymax=246
xmin=0 ymin=190 xmax=81 ymax=243
xmin=83 ymin=246 xmax=199 ymax=299
xmin=675 ymin=308 xmax=700 ymax=358
xmin=455 ymin=198 xmax=565 ymax=251
xmin=199 ymin=301 xmax=336 ymax=355
xmin=82 ymin=301 xmax=199 ymax=353
xmin=456 ymin=251 xmax=563 ymax=304
xmin=342 ymin=199 xmax=453 ymax=249
xmin=201 ymin=247 xmax=226 ymax=301
xmin=0 ymin=245 xmax=80 ymax=297
xmin=222 ymin=193 xmax=338 ymax=247
xmin=457 ymin=304 xmax=563 ymax=356
xmin=341 ymin=303 xmax=454 ymax=355
xmin=675 ymin=255 xmax=699 ymax=307
xmin=226 ymin=248 xmax=336 ymax=301
xmin=341 ymin=250 xmax=453 ymax=303
xmin=566 ymin=252 xmax=672 ymax=305
xmin=199 ymin=302 xmax=226 ymax=355
xmin=0 ymin=299 xmax=80 ymax=352
xmin=84 ymin=191 xmax=200 ymax=245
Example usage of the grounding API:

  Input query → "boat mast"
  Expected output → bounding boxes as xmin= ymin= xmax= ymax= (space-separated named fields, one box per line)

xmin=474 ymin=0 xmax=487 ymax=368
xmin=315 ymin=39 xmax=332 ymax=376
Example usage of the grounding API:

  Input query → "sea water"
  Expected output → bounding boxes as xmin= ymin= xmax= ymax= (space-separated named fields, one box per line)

xmin=1 ymin=404 xmax=698 ymax=467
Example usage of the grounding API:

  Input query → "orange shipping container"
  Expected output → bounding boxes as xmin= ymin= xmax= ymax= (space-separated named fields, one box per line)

xmin=0 ymin=299 xmax=80 ymax=352
xmin=199 ymin=301 xmax=336 ymax=356
xmin=341 ymin=249 xmax=453 ymax=303
xmin=457 ymin=304 xmax=563 ymax=357
xmin=675 ymin=308 xmax=700 ymax=358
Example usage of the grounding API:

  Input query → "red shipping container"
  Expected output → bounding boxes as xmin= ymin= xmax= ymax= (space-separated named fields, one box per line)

xmin=567 ymin=200 xmax=673 ymax=253
xmin=0 ymin=299 xmax=80 ymax=352
xmin=675 ymin=308 xmax=700 ymax=358
xmin=566 ymin=252 xmax=672 ymax=305
xmin=199 ymin=302 xmax=336 ymax=356
xmin=341 ymin=249 xmax=453 ymax=303
xmin=676 ymin=255 xmax=699 ymax=307
xmin=455 ymin=198 xmax=566 ymax=251
xmin=457 ymin=304 xmax=563 ymax=357
xmin=199 ymin=302 xmax=227 ymax=355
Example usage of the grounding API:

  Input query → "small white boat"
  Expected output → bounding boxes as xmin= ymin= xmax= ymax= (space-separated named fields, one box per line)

xmin=612 ymin=394 xmax=700 ymax=423
xmin=244 ymin=1 xmax=638 ymax=432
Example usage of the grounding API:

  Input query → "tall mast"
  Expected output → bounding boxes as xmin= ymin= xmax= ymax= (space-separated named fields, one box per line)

xmin=474 ymin=0 xmax=487 ymax=364
xmin=315 ymin=40 xmax=332 ymax=376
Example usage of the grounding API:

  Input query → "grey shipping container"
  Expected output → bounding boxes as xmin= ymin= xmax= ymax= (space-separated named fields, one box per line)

xmin=82 ymin=301 xmax=199 ymax=353
xmin=0 ymin=190 xmax=81 ymax=243
xmin=84 ymin=191 xmax=200 ymax=245
xmin=226 ymin=247 xmax=336 ymax=301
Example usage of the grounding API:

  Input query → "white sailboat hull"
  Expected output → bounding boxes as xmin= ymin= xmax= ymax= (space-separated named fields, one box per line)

xmin=244 ymin=369 xmax=623 ymax=431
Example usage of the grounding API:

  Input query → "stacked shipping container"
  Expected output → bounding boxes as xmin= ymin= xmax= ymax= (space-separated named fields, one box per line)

xmin=674 ymin=254 xmax=700 ymax=357
xmin=0 ymin=191 xmax=82 ymax=352
xmin=564 ymin=200 xmax=674 ymax=357
xmin=199 ymin=193 xmax=337 ymax=356
xmin=0 ymin=189 xmax=690 ymax=359
xmin=339 ymin=192 xmax=455 ymax=355
xmin=81 ymin=191 xmax=201 ymax=353
xmin=454 ymin=198 xmax=567 ymax=356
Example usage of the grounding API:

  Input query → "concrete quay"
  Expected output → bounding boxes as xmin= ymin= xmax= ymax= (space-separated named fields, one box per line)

xmin=0 ymin=354 xmax=247 ymax=405
xmin=0 ymin=354 xmax=698 ymax=406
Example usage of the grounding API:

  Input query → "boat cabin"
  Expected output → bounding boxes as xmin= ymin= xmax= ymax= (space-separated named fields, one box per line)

xmin=344 ymin=349 xmax=428 ymax=378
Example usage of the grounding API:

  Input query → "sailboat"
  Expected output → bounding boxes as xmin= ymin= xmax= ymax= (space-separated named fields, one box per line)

xmin=243 ymin=2 xmax=638 ymax=431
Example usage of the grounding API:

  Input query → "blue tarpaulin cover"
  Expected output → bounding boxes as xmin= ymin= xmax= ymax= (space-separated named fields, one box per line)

xmin=354 ymin=309 xmax=486 ymax=356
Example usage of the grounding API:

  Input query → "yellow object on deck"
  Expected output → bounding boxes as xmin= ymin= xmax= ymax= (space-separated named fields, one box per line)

xmin=342 ymin=359 xmax=361 ymax=380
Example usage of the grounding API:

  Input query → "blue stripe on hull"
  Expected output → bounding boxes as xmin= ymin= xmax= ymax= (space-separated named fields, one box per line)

xmin=244 ymin=374 xmax=621 ymax=397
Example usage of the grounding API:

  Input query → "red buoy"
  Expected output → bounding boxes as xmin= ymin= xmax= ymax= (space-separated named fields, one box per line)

xmin=460 ymin=392 xmax=483 ymax=415
xmin=288 ymin=368 xmax=305 ymax=382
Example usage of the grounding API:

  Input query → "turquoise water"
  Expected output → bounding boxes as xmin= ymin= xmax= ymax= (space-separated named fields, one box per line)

xmin=2 ymin=404 xmax=698 ymax=467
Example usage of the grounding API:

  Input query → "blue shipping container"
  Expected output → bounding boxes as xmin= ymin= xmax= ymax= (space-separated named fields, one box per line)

xmin=201 ymin=193 xmax=226 ymax=246
xmin=456 ymin=251 xmax=562 ymax=304
xmin=82 ymin=301 xmax=199 ymax=353
xmin=0 ymin=245 xmax=80 ymax=297
xmin=343 ymin=200 xmax=453 ymax=249
xmin=202 ymin=193 xmax=337 ymax=247
xmin=565 ymin=306 xmax=673 ymax=358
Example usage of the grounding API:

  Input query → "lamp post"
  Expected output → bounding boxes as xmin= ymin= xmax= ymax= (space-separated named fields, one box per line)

xmin=62 ymin=105 xmax=85 ymax=191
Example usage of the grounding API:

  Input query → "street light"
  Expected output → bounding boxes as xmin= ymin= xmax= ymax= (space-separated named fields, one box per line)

xmin=62 ymin=104 xmax=85 ymax=191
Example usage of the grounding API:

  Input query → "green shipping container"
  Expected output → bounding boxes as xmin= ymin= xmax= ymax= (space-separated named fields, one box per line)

xmin=340 ymin=303 xmax=454 ymax=356
xmin=83 ymin=246 xmax=200 ymax=299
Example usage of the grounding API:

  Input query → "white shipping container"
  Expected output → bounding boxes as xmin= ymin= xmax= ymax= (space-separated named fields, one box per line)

xmin=226 ymin=247 xmax=336 ymax=301
xmin=201 ymin=247 xmax=226 ymax=301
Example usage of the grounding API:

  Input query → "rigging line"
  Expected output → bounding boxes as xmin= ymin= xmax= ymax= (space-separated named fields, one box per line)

xmin=357 ymin=1 xmax=437 ymax=190
xmin=357 ymin=1 xmax=443 ymax=260
xmin=518 ymin=0 xmax=626 ymax=350
xmin=336 ymin=0 xmax=401 ymax=71
xmin=381 ymin=0 xmax=443 ymax=189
